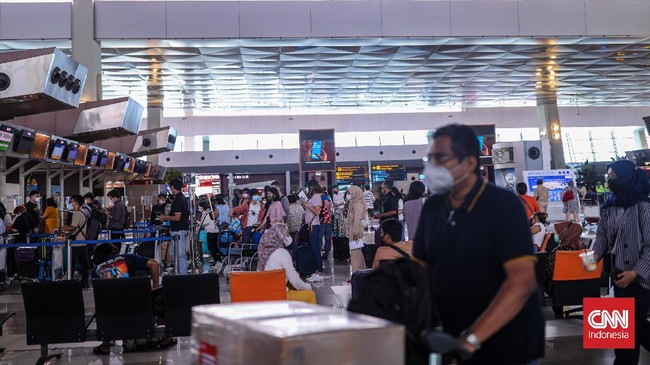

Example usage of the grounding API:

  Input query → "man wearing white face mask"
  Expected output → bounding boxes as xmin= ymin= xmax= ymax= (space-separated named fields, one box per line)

xmin=257 ymin=223 xmax=316 ymax=304
xmin=413 ymin=124 xmax=544 ymax=365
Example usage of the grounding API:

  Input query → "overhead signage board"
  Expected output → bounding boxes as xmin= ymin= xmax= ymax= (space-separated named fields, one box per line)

xmin=336 ymin=165 xmax=368 ymax=185
xmin=371 ymin=164 xmax=407 ymax=183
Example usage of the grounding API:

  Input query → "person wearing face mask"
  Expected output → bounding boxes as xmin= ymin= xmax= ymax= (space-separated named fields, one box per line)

xmin=373 ymin=180 xmax=399 ymax=224
xmin=150 ymin=194 xmax=168 ymax=226
xmin=257 ymin=223 xmax=315 ymax=304
xmin=105 ymin=189 xmax=127 ymax=251
xmin=265 ymin=187 xmax=286 ymax=226
xmin=25 ymin=190 xmax=41 ymax=227
xmin=158 ymin=178 xmax=191 ymax=275
xmin=413 ymin=124 xmax=543 ymax=364
xmin=591 ymin=160 xmax=650 ymax=365
xmin=331 ymin=185 xmax=345 ymax=209
xmin=231 ymin=189 xmax=266 ymax=243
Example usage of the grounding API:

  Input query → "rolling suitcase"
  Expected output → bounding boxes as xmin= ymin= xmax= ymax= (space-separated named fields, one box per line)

xmin=362 ymin=244 xmax=377 ymax=269
xmin=351 ymin=269 xmax=372 ymax=300
xmin=296 ymin=243 xmax=317 ymax=277
xmin=333 ymin=236 xmax=350 ymax=261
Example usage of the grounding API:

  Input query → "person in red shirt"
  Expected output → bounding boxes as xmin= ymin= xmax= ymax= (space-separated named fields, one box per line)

xmin=516 ymin=183 xmax=540 ymax=218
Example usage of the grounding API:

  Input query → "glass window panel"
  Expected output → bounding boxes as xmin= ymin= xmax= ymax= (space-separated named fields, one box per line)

xmin=282 ymin=134 xmax=299 ymax=149
xmin=355 ymin=131 xmax=380 ymax=147
xmin=173 ymin=136 xmax=185 ymax=152
xmin=258 ymin=134 xmax=283 ymax=150
xmin=334 ymin=132 xmax=357 ymax=148
xmin=380 ymin=132 xmax=405 ymax=146
xmin=403 ymin=130 xmax=429 ymax=145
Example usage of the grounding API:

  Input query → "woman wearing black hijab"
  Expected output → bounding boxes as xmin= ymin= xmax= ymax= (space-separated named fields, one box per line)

xmin=593 ymin=160 xmax=650 ymax=365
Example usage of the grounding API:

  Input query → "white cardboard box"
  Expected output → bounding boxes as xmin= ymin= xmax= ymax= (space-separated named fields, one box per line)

xmin=191 ymin=301 xmax=404 ymax=365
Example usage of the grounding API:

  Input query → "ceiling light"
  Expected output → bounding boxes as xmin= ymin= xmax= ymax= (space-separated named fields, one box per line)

xmin=552 ymin=124 xmax=560 ymax=131
xmin=153 ymin=68 xmax=159 ymax=72
xmin=551 ymin=56 xmax=557 ymax=59
xmin=547 ymin=66 xmax=553 ymax=71
xmin=553 ymin=133 xmax=561 ymax=140
xmin=549 ymin=76 xmax=555 ymax=80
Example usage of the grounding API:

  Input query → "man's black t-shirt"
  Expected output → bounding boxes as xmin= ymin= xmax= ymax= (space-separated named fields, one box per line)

xmin=413 ymin=180 xmax=544 ymax=364
xmin=381 ymin=191 xmax=399 ymax=223
xmin=25 ymin=201 xmax=40 ymax=225
xmin=169 ymin=192 xmax=190 ymax=231
xmin=150 ymin=203 xmax=166 ymax=226
xmin=93 ymin=254 xmax=149 ymax=279
xmin=12 ymin=213 xmax=36 ymax=243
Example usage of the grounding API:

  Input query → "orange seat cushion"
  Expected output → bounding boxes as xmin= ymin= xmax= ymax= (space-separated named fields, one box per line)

xmin=553 ymin=250 xmax=603 ymax=281
xmin=230 ymin=269 xmax=287 ymax=303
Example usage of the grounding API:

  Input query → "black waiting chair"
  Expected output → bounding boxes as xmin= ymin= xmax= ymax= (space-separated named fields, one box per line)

xmin=22 ymin=280 xmax=90 ymax=365
xmin=163 ymin=273 xmax=221 ymax=337
xmin=93 ymin=277 xmax=155 ymax=341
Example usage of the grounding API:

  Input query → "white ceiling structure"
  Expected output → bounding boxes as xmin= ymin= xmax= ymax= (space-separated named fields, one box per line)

xmin=100 ymin=37 xmax=650 ymax=112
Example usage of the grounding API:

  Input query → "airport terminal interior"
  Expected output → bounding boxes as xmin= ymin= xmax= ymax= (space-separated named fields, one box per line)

xmin=1 ymin=0 xmax=650 ymax=364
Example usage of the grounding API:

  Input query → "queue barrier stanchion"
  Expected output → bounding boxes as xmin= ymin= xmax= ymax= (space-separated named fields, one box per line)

xmin=154 ymin=230 xmax=162 ymax=265
xmin=172 ymin=234 xmax=180 ymax=276
xmin=66 ymin=239 xmax=72 ymax=281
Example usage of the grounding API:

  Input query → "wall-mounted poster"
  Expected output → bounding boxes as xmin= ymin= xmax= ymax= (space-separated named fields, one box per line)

xmin=299 ymin=129 xmax=336 ymax=172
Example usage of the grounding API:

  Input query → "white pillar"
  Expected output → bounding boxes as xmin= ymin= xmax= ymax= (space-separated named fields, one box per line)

xmin=72 ymin=0 xmax=102 ymax=102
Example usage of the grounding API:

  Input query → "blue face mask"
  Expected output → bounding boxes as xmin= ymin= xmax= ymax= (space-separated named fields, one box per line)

xmin=252 ymin=196 xmax=261 ymax=203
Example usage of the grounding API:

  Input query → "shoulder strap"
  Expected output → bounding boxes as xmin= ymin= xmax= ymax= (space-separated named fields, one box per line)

xmin=519 ymin=196 xmax=533 ymax=216
xmin=72 ymin=210 xmax=88 ymax=240
xmin=388 ymin=244 xmax=410 ymax=259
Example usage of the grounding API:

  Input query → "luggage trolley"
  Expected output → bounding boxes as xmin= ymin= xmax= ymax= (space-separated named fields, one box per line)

xmin=582 ymin=198 xmax=600 ymax=231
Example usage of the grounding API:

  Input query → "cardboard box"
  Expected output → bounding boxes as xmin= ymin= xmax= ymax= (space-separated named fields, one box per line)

xmin=192 ymin=301 xmax=404 ymax=365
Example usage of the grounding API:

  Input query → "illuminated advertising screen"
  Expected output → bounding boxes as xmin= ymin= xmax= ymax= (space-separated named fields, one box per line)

xmin=66 ymin=143 xmax=79 ymax=163
xmin=299 ymin=129 xmax=335 ymax=172
xmin=49 ymin=139 xmax=67 ymax=160
xmin=523 ymin=169 xmax=575 ymax=203
xmin=0 ymin=125 xmax=16 ymax=152
xmin=371 ymin=164 xmax=407 ymax=183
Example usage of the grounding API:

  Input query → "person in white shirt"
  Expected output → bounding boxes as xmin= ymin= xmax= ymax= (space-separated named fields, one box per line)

xmin=257 ymin=223 xmax=316 ymax=304
xmin=363 ymin=184 xmax=375 ymax=216
xmin=198 ymin=202 xmax=222 ymax=269
xmin=331 ymin=185 xmax=345 ymax=208
xmin=530 ymin=212 xmax=548 ymax=252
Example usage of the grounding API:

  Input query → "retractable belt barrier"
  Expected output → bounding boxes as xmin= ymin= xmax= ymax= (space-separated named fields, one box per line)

xmin=99 ymin=230 xmax=159 ymax=235
xmin=29 ymin=234 xmax=57 ymax=239
xmin=0 ymin=236 xmax=174 ymax=280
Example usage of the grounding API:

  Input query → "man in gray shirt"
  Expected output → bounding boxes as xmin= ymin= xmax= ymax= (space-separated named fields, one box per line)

xmin=106 ymin=189 xmax=126 ymax=251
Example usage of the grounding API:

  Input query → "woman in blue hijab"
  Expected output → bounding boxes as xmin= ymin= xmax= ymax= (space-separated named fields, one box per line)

xmin=602 ymin=160 xmax=650 ymax=209
xmin=593 ymin=160 xmax=650 ymax=364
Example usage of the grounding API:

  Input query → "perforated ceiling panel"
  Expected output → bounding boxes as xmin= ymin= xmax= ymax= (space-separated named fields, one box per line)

xmin=6 ymin=37 xmax=650 ymax=111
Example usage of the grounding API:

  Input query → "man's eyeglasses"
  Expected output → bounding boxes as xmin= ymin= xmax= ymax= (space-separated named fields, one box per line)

xmin=423 ymin=153 xmax=456 ymax=165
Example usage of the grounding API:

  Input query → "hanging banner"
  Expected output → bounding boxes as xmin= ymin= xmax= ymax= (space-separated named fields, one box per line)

xmin=299 ymin=129 xmax=336 ymax=172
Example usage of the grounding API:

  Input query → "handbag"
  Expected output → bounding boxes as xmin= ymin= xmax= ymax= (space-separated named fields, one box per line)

xmin=562 ymin=190 xmax=574 ymax=203
xmin=229 ymin=218 xmax=242 ymax=236
xmin=349 ymin=239 xmax=365 ymax=250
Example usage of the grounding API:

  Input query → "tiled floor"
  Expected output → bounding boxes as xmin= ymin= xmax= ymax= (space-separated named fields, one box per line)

xmin=0 ymin=256 xmax=647 ymax=364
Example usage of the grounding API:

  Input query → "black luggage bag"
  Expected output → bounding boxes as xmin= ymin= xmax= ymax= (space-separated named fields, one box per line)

xmin=296 ymin=243 xmax=317 ymax=277
xmin=332 ymin=236 xmax=350 ymax=261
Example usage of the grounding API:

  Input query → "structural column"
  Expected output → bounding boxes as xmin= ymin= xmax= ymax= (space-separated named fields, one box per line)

xmin=147 ymin=107 xmax=163 ymax=165
xmin=537 ymin=103 xmax=566 ymax=169
xmin=72 ymin=0 xmax=102 ymax=102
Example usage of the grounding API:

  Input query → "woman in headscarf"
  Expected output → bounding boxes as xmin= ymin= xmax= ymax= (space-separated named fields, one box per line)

xmin=544 ymin=220 xmax=586 ymax=306
xmin=346 ymin=185 xmax=368 ymax=272
xmin=592 ymin=160 xmax=650 ymax=364
xmin=257 ymin=223 xmax=315 ymax=303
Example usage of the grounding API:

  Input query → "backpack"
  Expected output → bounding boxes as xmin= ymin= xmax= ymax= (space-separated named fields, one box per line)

xmin=70 ymin=209 xmax=89 ymax=241
xmin=319 ymin=195 xmax=332 ymax=224
xmin=347 ymin=258 xmax=437 ymax=365
xmin=82 ymin=205 xmax=103 ymax=241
